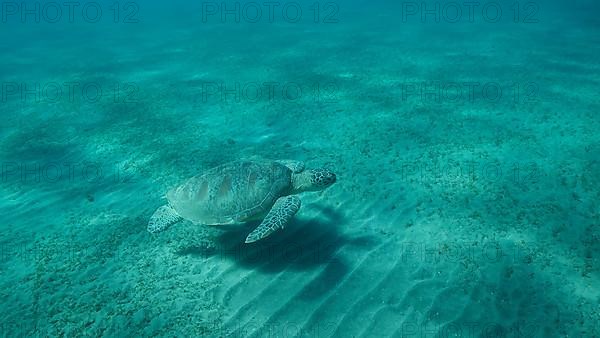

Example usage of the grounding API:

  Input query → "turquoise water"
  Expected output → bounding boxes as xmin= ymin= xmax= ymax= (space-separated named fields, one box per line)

xmin=1 ymin=0 xmax=599 ymax=336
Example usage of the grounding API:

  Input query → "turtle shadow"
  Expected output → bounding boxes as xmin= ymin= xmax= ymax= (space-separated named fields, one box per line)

xmin=176 ymin=205 xmax=377 ymax=276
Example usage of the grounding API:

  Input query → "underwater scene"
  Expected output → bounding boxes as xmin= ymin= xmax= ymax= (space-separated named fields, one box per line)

xmin=0 ymin=0 xmax=599 ymax=336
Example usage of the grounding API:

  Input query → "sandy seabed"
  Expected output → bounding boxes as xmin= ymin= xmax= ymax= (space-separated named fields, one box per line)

xmin=0 ymin=6 xmax=599 ymax=338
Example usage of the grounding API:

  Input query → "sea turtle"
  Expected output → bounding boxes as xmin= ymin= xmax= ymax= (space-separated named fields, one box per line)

xmin=147 ymin=159 xmax=336 ymax=243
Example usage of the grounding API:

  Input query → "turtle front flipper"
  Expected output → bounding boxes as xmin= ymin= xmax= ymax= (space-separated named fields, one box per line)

xmin=148 ymin=204 xmax=183 ymax=233
xmin=245 ymin=195 xmax=301 ymax=243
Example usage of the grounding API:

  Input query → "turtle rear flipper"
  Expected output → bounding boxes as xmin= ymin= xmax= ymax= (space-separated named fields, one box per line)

xmin=148 ymin=204 xmax=182 ymax=233
xmin=245 ymin=195 xmax=301 ymax=243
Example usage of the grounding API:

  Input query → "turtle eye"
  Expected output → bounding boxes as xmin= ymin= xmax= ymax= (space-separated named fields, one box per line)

xmin=312 ymin=169 xmax=336 ymax=186
xmin=323 ymin=171 xmax=336 ymax=185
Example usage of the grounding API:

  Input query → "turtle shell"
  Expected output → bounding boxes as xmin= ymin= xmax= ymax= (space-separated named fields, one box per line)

xmin=166 ymin=160 xmax=292 ymax=225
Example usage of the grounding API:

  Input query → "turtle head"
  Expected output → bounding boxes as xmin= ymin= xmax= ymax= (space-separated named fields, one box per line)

xmin=292 ymin=168 xmax=336 ymax=193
